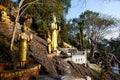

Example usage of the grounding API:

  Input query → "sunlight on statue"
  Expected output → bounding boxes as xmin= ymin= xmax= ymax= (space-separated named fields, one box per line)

xmin=51 ymin=14 xmax=60 ymax=53
xmin=0 ymin=8 xmax=11 ymax=23
xmin=17 ymin=23 xmax=32 ymax=67
xmin=47 ymin=31 xmax=52 ymax=54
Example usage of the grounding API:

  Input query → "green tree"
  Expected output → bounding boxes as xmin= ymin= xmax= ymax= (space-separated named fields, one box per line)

xmin=20 ymin=0 xmax=71 ymax=32
xmin=109 ymin=38 xmax=120 ymax=60
xmin=68 ymin=10 xmax=117 ymax=57
xmin=9 ymin=0 xmax=71 ymax=50
xmin=79 ymin=10 xmax=116 ymax=58
xmin=0 ymin=0 xmax=13 ymax=7
xmin=58 ymin=15 xmax=71 ymax=43
xmin=76 ymin=20 xmax=85 ymax=50
xmin=68 ymin=18 xmax=89 ymax=49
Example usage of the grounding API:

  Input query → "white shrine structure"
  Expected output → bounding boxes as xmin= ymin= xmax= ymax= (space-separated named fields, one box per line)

xmin=72 ymin=51 xmax=87 ymax=65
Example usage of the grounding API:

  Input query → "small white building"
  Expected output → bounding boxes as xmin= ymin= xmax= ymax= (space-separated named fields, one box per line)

xmin=72 ymin=51 xmax=87 ymax=65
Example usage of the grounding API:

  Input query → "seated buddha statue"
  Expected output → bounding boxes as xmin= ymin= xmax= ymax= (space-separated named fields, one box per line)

xmin=1 ymin=8 xmax=11 ymax=23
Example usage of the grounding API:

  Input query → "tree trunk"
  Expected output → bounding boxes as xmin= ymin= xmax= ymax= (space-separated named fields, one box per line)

xmin=10 ymin=0 xmax=24 ymax=51
xmin=118 ymin=63 xmax=120 ymax=73
xmin=92 ymin=43 xmax=97 ymax=58
xmin=10 ymin=22 xmax=17 ymax=50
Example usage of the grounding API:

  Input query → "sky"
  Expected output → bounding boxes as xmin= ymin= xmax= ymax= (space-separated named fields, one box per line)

xmin=12 ymin=0 xmax=17 ymax=2
xmin=66 ymin=0 xmax=120 ymax=39
xmin=12 ymin=0 xmax=120 ymax=20
xmin=66 ymin=0 xmax=120 ymax=20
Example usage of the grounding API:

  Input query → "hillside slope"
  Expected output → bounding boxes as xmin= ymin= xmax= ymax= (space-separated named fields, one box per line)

xmin=0 ymin=23 xmax=92 ymax=79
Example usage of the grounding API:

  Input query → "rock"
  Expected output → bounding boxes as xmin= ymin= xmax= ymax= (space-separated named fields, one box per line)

xmin=36 ymin=75 xmax=60 ymax=80
xmin=0 ymin=23 xmax=58 ymax=76
xmin=0 ymin=23 xmax=93 ymax=78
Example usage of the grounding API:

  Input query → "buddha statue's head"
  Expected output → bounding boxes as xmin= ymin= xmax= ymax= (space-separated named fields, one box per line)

xmin=2 ymin=8 xmax=6 ymax=11
xmin=52 ymin=14 xmax=56 ymax=23
xmin=0 ymin=5 xmax=7 ymax=17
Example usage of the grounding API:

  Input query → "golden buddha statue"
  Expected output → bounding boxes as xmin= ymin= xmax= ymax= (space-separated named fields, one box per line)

xmin=17 ymin=23 xmax=32 ymax=67
xmin=47 ymin=31 xmax=52 ymax=54
xmin=1 ymin=8 xmax=11 ymax=23
xmin=51 ymin=15 xmax=60 ymax=53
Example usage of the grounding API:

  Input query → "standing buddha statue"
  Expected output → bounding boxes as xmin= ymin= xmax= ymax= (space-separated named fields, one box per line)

xmin=17 ymin=23 xmax=32 ymax=67
xmin=51 ymin=15 xmax=60 ymax=53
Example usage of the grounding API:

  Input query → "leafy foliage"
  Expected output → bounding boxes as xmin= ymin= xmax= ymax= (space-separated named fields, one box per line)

xmin=19 ymin=0 xmax=71 ymax=33
xmin=0 ymin=34 xmax=12 ymax=62
xmin=0 ymin=0 xmax=13 ymax=7
xmin=69 ymin=10 xmax=117 ymax=58
xmin=109 ymin=38 xmax=120 ymax=60
xmin=79 ymin=10 xmax=116 ymax=43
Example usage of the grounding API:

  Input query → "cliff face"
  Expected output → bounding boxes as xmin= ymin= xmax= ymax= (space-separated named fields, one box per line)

xmin=0 ymin=23 xmax=58 ymax=76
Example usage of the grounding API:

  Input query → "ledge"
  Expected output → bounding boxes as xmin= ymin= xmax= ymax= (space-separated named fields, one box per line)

xmin=0 ymin=64 xmax=41 ymax=78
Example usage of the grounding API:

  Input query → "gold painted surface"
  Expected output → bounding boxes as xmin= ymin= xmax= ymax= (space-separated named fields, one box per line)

xmin=17 ymin=23 xmax=33 ymax=67
xmin=51 ymin=15 xmax=57 ymax=51
xmin=47 ymin=54 xmax=55 ymax=58
xmin=0 ymin=8 xmax=11 ymax=23
xmin=51 ymin=15 xmax=60 ymax=52
xmin=0 ymin=5 xmax=6 ymax=10
xmin=0 ymin=64 xmax=41 ymax=78
xmin=47 ymin=31 xmax=52 ymax=54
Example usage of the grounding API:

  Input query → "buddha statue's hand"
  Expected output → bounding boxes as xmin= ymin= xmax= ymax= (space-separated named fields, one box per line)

xmin=30 ymin=34 xmax=33 ymax=40
xmin=58 ymin=26 xmax=61 ymax=31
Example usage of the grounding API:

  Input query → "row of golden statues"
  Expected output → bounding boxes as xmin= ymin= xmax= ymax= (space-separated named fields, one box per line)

xmin=17 ymin=15 xmax=61 ymax=67
xmin=18 ymin=15 xmax=61 ymax=67
xmin=0 ymin=5 xmax=61 ymax=79
xmin=0 ymin=5 xmax=60 ymax=67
